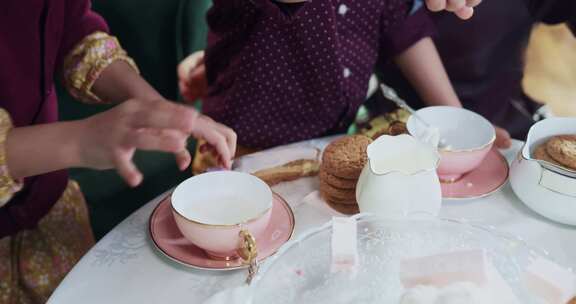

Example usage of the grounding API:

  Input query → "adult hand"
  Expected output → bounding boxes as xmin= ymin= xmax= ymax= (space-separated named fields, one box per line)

xmin=78 ymin=98 xmax=236 ymax=186
xmin=178 ymin=51 xmax=208 ymax=103
xmin=425 ymin=0 xmax=482 ymax=20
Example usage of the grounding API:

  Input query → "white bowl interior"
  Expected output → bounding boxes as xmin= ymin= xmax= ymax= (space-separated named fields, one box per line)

xmin=171 ymin=171 xmax=272 ymax=225
xmin=407 ymin=106 xmax=495 ymax=151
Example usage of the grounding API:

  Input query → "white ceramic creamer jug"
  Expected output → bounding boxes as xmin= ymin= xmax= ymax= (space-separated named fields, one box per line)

xmin=356 ymin=134 xmax=442 ymax=218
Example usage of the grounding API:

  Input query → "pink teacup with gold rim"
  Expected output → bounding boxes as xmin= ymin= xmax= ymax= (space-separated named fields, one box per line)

xmin=407 ymin=106 xmax=495 ymax=183
xmin=171 ymin=171 xmax=273 ymax=261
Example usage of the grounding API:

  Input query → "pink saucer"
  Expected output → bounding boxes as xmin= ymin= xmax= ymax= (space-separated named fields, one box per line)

xmin=441 ymin=148 xmax=509 ymax=200
xmin=149 ymin=193 xmax=295 ymax=270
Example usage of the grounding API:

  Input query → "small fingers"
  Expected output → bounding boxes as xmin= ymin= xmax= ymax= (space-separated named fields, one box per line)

xmin=177 ymin=50 xmax=205 ymax=83
xmin=121 ymin=128 xmax=192 ymax=172
xmin=114 ymin=153 xmax=143 ymax=187
xmin=425 ymin=0 xmax=446 ymax=12
xmin=466 ymin=0 xmax=482 ymax=8
xmin=125 ymin=129 xmax=188 ymax=153
xmin=199 ymin=143 xmax=215 ymax=154
xmin=455 ymin=6 xmax=474 ymax=19
xmin=179 ymin=64 xmax=208 ymax=102
xmin=128 ymin=100 xmax=199 ymax=133
xmin=202 ymin=129 xmax=233 ymax=169
xmin=192 ymin=116 xmax=237 ymax=168
xmin=174 ymin=150 xmax=192 ymax=171
xmin=188 ymin=63 xmax=207 ymax=86
xmin=445 ymin=0 xmax=466 ymax=11
xmin=426 ymin=0 xmax=479 ymax=19
xmin=209 ymin=120 xmax=237 ymax=160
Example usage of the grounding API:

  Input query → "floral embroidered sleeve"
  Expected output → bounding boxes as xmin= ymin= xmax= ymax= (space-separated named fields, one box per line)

xmin=0 ymin=109 xmax=23 ymax=207
xmin=62 ymin=32 xmax=140 ymax=104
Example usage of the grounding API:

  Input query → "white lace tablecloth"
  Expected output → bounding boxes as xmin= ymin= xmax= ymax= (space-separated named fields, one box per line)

xmin=48 ymin=138 xmax=576 ymax=304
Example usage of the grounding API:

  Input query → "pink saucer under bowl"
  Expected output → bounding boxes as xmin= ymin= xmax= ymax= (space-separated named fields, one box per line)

xmin=149 ymin=192 xmax=295 ymax=270
xmin=441 ymin=148 xmax=509 ymax=200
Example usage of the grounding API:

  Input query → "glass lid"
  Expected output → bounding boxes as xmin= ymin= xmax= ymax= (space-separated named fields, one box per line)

xmin=250 ymin=215 xmax=569 ymax=304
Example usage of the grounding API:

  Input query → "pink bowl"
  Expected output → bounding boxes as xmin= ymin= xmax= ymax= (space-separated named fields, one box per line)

xmin=437 ymin=144 xmax=494 ymax=182
xmin=171 ymin=171 xmax=273 ymax=259
xmin=407 ymin=106 xmax=496 ymax=182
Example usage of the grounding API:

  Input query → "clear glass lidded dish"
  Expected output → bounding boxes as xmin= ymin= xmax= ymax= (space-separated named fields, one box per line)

xmin=249 ymin=214 xmax=568 ymax=304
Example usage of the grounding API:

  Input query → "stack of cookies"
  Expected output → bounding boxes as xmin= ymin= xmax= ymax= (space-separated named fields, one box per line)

xmin=533 ymin=135 xmax=576 ymax=171
xmin=319 ymin=135 xmax=373 ymax=215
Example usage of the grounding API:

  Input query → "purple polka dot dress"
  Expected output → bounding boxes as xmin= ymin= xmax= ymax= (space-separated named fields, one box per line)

xmin=204 ymin=0 xmax=434 ymax=149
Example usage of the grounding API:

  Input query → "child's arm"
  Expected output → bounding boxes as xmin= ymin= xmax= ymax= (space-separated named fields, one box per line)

xmin=5 ymin=99 xmax=236 ymax=187
xmin=393 ymin=37 xmax=461 ymax=107
xmin=56 ymin=0 xmax=163 ymax=104
xmin=50 ymin=0 xmax=236 ymax=181
xmin=90 ymin=60 xmax=162 ymax=104
xmin=392 ymin=37 xmax=512 ymax=148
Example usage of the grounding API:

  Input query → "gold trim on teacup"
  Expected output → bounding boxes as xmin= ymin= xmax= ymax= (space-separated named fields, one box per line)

xmin=149 ymin=192 xmax=296 ymax=271
xmin=276 ymin=192 xmax=296 ymax=243
xmin=205 ymin=252 xmax=239 ymax=261
xmin=438 ymin=134 xmax=496 ymax=153
xmin=520 ymin=144 xmax=576 ymax=178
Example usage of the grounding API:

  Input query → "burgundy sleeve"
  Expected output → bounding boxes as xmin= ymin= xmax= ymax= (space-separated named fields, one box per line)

xmin=379 ymin=6 xmax=437 ymax=59
xmin=205 ymin=0 xmax=260 ymax=84
xmin=56 ymin=0 xmax=109 ymax=70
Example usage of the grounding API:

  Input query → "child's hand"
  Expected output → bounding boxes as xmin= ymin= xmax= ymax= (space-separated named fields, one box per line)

xmin=494 ymin=125 xmax=512 ymax=149
xmin=190 ymin=115 xmax=237 ymax=170
xmin=425 ymin=0 xmax=481 ymax=20
xmin=178 ymin=51 xmax=208 ymax=103
xmin=78 ymin=98 xmax=236 ymax=186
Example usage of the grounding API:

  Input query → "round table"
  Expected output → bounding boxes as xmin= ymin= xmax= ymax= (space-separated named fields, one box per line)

xmin=48 ymin=138 xmax=576 ymax=304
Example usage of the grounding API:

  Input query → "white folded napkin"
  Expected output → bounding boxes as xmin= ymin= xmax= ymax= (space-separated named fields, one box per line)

xmin=201 ymin=285 xmax=252 ymax=304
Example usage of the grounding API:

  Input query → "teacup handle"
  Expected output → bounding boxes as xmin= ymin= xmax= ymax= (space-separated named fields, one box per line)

xmin=238 ymin=230 xmax=259 ymax=284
